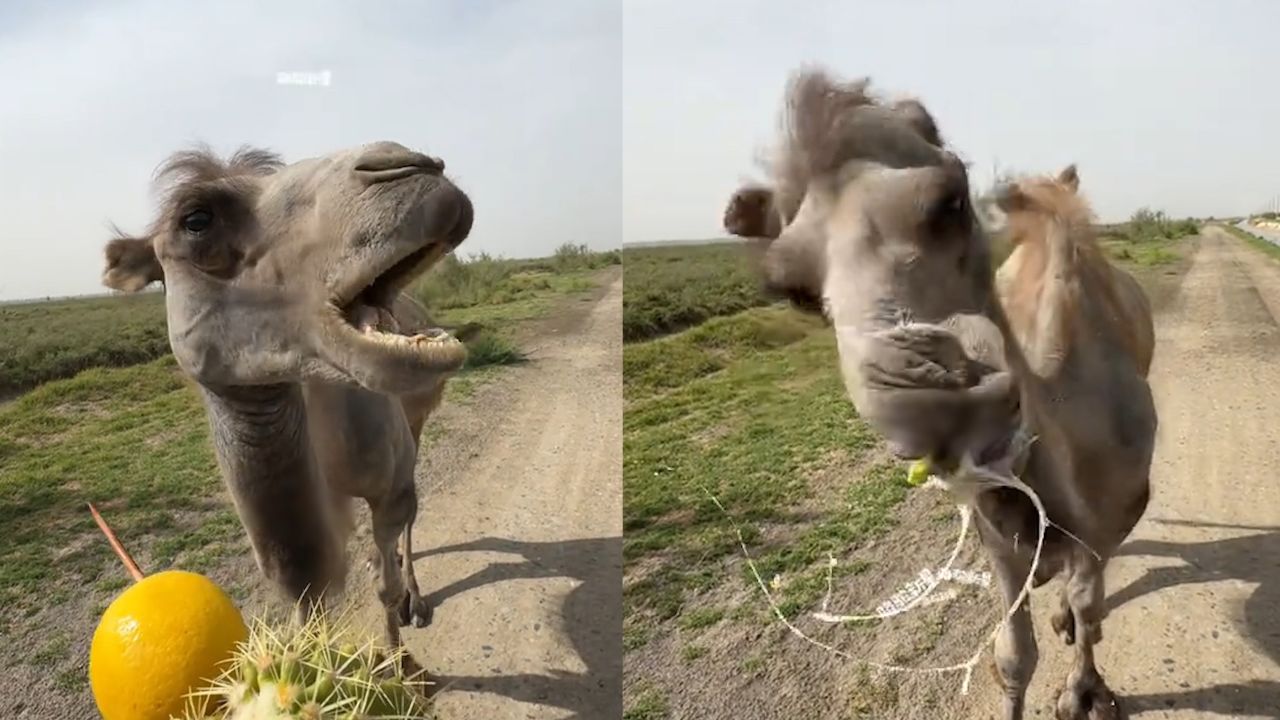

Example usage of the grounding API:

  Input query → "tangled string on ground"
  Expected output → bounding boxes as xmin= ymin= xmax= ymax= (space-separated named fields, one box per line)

xmin=705 ymin=430 xmax=1099 ymax=695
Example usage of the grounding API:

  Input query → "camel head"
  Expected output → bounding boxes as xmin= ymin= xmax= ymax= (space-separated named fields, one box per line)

xmin=728 ymin=69 xmax=1010 ymax=459
xmin=738 ymin=68 xmax=995 ymax=331
xmin=994 ymin=164 xmax=1089 ymax=243
xmin=101 ymin=141 xmax=473 ymax=395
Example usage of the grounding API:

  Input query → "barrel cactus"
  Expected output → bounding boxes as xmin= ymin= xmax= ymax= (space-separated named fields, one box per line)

xmin=178 ymin=608 xmax=431 ymax=719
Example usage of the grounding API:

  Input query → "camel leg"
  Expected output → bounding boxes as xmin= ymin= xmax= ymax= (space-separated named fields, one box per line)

xmin=371 ymin=509 xmax=405 ymax=647
xmin=369 ymin=494 xmax=422 ymax=676
xmin=987 ymin=548 xmax=1039 ymax=720
xmin=368 ymin=476 xmax=432 ymax=671
xmin=398 ymin=490 xmax=432 ymax=628
xmin=1056 ymin=555 xmax=1123 ymax=720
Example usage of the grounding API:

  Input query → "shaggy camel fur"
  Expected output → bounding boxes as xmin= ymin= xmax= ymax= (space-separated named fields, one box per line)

xmin=723 ymin=68 xmax=1156 ymax=720
xmin=101 ymin=142 xmax=474 ymax=672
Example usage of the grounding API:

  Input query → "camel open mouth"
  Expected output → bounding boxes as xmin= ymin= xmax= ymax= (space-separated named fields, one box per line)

xmin=329 ymin=242 xmax=467 ymax=368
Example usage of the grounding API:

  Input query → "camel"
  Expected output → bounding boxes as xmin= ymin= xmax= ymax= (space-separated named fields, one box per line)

xmin=100 ymin=141 xmax=475 ymax=671
xmin=723 ymin=68 xmax=1157 ymax=720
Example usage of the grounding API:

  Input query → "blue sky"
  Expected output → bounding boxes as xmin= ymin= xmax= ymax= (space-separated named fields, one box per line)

xmin=4 ymin=1 xmax=1280 ymax=298
xmin=0 ymin=0 xmax=620 ymax=300
xmin=623 ymin=0 xmax=1280 ymax=243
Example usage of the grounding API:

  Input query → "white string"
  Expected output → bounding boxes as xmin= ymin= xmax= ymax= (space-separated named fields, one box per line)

xmin=705 ymin=492 xmax=983 ymax=685
xmin=702 ymin=429 xmax=1099 ymax=695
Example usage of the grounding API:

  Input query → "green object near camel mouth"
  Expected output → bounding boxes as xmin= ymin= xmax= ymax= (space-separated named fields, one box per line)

xmin=906 ymin=459 xmax=931 ymax=487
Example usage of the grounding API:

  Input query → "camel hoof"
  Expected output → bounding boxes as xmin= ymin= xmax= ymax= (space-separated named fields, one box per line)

xmin=1056 ymin=680 xmax=1124 ymax=720
xmin=398 ymin=590 xmax=432 ymax=627
xmin=1051 ymin=608 xmax=1076 ymax=646
xmin=411 ymin=596 xmax=432 ymax=628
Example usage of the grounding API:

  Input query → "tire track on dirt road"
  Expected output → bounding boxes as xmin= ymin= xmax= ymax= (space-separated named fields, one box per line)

xmin=990 ymin=228 xmax=1280 ymax=719
xmin=404 ymin=271 xmax=621 ymax=719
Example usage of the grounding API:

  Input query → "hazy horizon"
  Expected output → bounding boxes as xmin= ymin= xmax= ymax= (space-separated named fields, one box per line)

xmin=0 ymin=0 xmax=621 ymax=301
xmin=623 ymin=0 xmax=1280 ymax=245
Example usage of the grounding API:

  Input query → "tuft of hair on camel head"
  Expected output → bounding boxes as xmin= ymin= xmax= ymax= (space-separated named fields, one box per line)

xmin=767 ymin=67 xmax=949 ymax=201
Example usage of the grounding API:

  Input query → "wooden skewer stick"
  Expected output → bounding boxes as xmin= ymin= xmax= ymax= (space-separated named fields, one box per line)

xmin=88 ymin=502 xmax=144 ymax=583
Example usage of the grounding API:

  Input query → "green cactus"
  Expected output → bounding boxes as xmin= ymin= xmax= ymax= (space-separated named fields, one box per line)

xmin=176 ymin=607 xmax=432 ymax=719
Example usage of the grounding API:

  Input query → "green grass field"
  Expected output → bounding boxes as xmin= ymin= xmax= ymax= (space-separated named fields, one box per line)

xmin=624 ymin=306 xmax=908 ymax=635
xmin=621 ymin=243 xmax=767 ymax=342
xmin=0 ymin=245 xmax=617 ymax=633
xmin=621 ymin=221 xmax=1197 ymax=716
xmin=0 ymin=292 xmax=169 ymax=397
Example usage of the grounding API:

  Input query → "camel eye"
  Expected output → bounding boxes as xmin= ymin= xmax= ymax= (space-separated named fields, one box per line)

xmin=927 ymin=191 xmax=966 ymax=228
xmin=181 ymin=209 xmax=213 ymax=234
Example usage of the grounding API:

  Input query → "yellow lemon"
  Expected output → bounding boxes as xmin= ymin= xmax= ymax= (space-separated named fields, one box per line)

xmin=89 ymin=570 xmax=247 ymax=720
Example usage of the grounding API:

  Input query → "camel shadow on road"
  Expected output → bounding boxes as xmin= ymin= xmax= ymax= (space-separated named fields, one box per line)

xmin=1106 ymin=518 xmax=1280 ymax=718
xmin=411 ymin=536 xmax=622 ymax=720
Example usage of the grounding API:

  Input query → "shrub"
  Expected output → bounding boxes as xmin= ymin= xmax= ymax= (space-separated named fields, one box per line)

xmin=413 ymin=244 xmax=616 ymax=311
xmin=1117 ymin=208 xmax=1199 ymax=243
xmin=463 ymin=331 xmax=524 ymax=369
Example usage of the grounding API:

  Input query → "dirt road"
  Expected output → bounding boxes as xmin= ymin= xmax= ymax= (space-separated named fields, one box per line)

xmin=404 ymin=270 xmax=622 ymax=719
xmin=999 ymin=228 xmax=1280 ymax=718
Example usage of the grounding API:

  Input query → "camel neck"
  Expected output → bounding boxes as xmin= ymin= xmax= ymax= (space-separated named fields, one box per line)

xmin=202 ymin=383 xmax=307 ymax=452
xmin=197 ymin=382 xmax=341 ymax=600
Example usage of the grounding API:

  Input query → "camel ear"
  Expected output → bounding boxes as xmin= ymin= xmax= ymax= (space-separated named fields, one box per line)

xmin=1057 ymin=164 xmax=1079 ymax=193
xmin=103 ymin=236 xmax=162 ymax=293
xmin=724 ymin=185 xmax=782 ymax=239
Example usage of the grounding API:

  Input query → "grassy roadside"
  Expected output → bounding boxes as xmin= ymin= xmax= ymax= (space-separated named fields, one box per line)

xmin=0 ymin=251 xmax=616 ymax=699
xmin=1220 ymin=222 xmax=1280 ymax=262
xmin=1093 ymin=209 xmax=1199 ymax=270
xmin=622 ymin=279 xmax=916 ymax=720
xmin=0 ymin=356 xmax=220 ymax=616
xmin=624 ymin=307 xmax=908 ymax=628
xmin=1097 ymin=234 xmax=1182 ymax=267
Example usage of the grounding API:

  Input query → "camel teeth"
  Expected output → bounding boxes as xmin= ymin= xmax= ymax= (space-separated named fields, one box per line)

xmin=406 ymin=332 xmax=455 ymax=346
